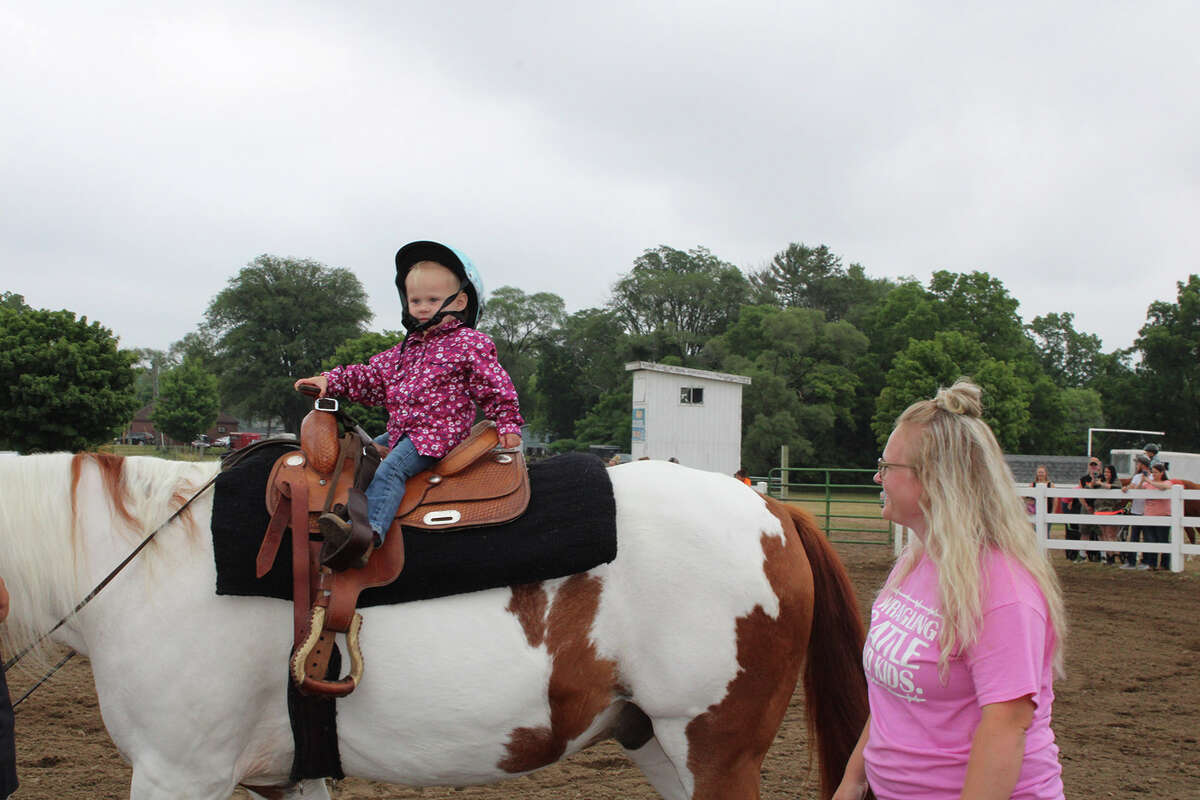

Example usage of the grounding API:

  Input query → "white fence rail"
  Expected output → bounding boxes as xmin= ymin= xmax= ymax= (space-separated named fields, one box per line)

xmin=892 ymin=486 xmax=1200 ymax=573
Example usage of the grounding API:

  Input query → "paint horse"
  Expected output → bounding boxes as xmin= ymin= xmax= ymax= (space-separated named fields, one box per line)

xmin=0 ymin=452 xmax=868 ymax=799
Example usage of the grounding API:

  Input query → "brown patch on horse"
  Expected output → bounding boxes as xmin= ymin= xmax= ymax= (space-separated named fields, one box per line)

xmin=1177 ymin=479 xmax=1200 ymax=545
xmin=683 ymin=514 xmax=815 ymax=799
xmin=499 ymin=574 xmax=618 ymax=773
xmin=71 ymin=452 xmax=134 ymax=526
xmin=507 ymin=583 xmax=549 ymax=648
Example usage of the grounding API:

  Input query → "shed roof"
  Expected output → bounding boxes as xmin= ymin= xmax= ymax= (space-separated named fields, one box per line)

xmin=624 ymin=361 xmax=751 ymax=385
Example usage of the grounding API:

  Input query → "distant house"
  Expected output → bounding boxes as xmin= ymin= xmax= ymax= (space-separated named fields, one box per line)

xmin=124 ymin=404 xmax=239 ymax=446
xmin=625 ymin=361 xmax=750 ymax=475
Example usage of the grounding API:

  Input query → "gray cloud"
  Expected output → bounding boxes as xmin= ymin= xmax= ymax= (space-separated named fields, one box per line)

xmin=3 ymin=1 xmax=1196 ymax=353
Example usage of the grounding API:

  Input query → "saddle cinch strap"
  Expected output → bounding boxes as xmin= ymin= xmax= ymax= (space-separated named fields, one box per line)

xmin=257 ymin=408 xmax=529 ymax=698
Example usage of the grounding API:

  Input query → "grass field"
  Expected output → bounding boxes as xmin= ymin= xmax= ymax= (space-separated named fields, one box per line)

xmin=100 ymin=444 xmax=223 ymax=462
xmin=775 ymin=486 xmax=894 ymax=545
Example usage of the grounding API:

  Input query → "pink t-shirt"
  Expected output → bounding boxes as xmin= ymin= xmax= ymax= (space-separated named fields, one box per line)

xmin=863 ymin=551 xmax=1064 ymax=800
xmin=1143 ymin=479 xmax=1180 ymax=518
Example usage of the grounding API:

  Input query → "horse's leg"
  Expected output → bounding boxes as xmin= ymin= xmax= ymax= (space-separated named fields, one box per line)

xmin=242 ymin=780 xmax=331 ymax=800
xmin=614 ymin=704 xmax=690 ymax=799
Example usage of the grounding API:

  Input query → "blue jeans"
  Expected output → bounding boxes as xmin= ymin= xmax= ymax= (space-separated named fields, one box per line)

xmin=365 ymin=435 xmax=434 ymax=542
xmin=1143 ymin=525 xmax=1169 ymax=570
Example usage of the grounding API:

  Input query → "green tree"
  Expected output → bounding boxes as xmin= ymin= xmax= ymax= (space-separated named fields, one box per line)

xmin=151 ymin=359 xmax=220 ymax=444
xmin=574 ymin=383 xmax=632 ymax=450
xmin=927 ymin=270 xmax=1029 ymax=362
xmin=0 ymin=306 xmax=137 ymax=452
xmin=479 ymin=287 xmax=566 ymax=427
xmin=1027 ymin=312 xmax=1103 ymax=388
xmin=321 ymin=330 xmax=404 ymax=435
xmin=610 ymin=245 xmax=749 ymax=360
xmin=204 ymin=255 xmax=372 ymax=434
xmin=535 ymin=309 xmax=630 ymax=440
xmin=702 ymin=305 xmax=868 ymax=473
xmin=872 ymin=331 xmax=1031 ymax=451
xmin=749 ymin=243 xmax=892 ymax=322
xmin=132 ymin=348 xmax=172 ymax=407
xmin=1 ymin=292 xmax=29 ymax=312
xmin=1135 ymin=274 xmax=1200 ymax=450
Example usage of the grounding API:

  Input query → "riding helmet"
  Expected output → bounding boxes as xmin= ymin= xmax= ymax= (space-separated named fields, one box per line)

xmin=394 ymin=241 xmax=484 ymax=332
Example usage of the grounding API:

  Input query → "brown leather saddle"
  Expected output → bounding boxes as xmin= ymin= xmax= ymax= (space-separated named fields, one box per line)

xmin=255 ymin=400 xmax=529 ymax=697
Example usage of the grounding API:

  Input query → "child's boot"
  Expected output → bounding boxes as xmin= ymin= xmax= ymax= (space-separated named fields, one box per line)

xmin=319 ymin=488 xmax=374 ymax=570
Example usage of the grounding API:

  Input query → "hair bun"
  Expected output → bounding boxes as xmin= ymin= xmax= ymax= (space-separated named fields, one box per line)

xmin=934 ymin=379 xmax=983 ymax=417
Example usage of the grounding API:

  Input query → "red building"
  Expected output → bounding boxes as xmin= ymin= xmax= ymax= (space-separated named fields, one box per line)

xmin=124 ymin=404 xmax=239 ymax=446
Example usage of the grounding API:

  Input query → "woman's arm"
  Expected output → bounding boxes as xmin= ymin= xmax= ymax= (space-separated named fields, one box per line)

xmin=960 ymin=696 xmax=1034 ymax=800
xmin=832 ymin=718 xmax=871 ymax=800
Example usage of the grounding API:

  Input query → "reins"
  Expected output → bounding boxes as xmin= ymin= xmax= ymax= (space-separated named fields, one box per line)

xmin=2 ymin=469 xmax=221 ymax=704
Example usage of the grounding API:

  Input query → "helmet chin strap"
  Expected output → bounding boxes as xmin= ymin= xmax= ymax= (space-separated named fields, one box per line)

xmin=400 ymin=288 xmax=467 ymax=335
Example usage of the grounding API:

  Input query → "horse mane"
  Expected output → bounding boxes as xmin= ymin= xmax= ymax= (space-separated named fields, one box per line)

xmin=0 ymin=452 xmax=216 ymax=664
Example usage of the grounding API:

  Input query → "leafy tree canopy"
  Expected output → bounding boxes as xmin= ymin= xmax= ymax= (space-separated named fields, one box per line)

xmin=1135 ymin=274 xmax=1200 ymax=450
xmin=609 ymin=245 xmax=749 ymax=359
xmin=478 ymin=287 xmax=566 ymax=428
xmin=872 ymin=331 xmax=1031 ymax=451
xmin=151 ymin=359 xmax=220 ymax=443
xmin=702 ymin=305 xmax=868 ymax=472
xmin=535 ymin=308 xmax=629 ymax=440
xmin=0 ymin=305 xmax=137 ymax=452
xmin=1027 ymin=312 xmax=1103 ymax=388
xmin=204 ymin=255 xmax=371 ymax=433
xmin=749 ymin=243 xmax=892 ymax=322
xmin=321 ymin=330 xmax=405 ymax=436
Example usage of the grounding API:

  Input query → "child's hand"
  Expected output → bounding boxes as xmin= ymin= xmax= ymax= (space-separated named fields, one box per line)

xmin=294 ymin=376 xmax=328 ymax=397
xmin=499 ymin=433 xmax=522 ymax=450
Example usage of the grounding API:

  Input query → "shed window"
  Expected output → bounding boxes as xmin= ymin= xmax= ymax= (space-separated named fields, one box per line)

xmin=680 ymin=387 xmax=704 ymax=405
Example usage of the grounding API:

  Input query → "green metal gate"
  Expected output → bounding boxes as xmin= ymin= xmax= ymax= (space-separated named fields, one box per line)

xmin=765 ymin=466 xmax=892 ymax=545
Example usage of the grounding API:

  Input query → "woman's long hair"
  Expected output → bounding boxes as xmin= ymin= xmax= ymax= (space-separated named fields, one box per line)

xmin=884 ymin=379 xmax=1067 ymax=677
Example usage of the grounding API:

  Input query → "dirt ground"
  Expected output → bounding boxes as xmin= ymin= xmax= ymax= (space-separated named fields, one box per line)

xmin=8 ymin=544 xmax=1200 ymax=799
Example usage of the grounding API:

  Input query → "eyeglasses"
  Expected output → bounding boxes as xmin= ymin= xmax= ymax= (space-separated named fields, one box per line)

xmin=1088 ymin=462 xmax=1101 ymax=468
xmin=877 ymin=458 xmax=914 ymax=476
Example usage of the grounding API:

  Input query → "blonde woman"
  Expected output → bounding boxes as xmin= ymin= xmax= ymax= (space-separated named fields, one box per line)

xmin=834 ymin=380 xmax=1067 ymax=800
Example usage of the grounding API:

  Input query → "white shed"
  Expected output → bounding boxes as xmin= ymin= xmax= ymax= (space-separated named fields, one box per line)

xmin=625 ymin=361 xmax=751 ymax=474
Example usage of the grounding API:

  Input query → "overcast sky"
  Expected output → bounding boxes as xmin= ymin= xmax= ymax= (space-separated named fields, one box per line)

xmin=3 ymin=2 xmax=1197 ymax=357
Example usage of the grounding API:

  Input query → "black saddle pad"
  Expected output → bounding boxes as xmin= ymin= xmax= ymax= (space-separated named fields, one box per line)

xmin=211 ymin=445 xmax=617 ymax=606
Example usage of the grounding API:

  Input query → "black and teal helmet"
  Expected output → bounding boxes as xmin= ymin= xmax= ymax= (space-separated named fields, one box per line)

xmin=394 ymin=241 xmax=484 ymax=332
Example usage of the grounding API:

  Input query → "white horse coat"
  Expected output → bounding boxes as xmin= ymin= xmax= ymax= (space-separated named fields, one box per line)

xmin=0 ymin=453 xmax=866 ymax=799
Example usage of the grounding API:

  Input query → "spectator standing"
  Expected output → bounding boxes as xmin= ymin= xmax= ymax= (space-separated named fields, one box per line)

xmin=1120 ymin=454 xmax=1153 ymax=569
xmin=1077 ymin=458 xmax=1105 ymax=562
xmin=1092 ymin=464 xmax=1126 ymax=565
xmin=1142 ymin=463 xmax=1176 ymax=571
xmin=1026 ymin=464 xmax=1059 ymax=524
xmin=1058 ymin=470 xmax=1087 ymax=563
xmin=1144 ymin=442 xmax=1163 ymax=468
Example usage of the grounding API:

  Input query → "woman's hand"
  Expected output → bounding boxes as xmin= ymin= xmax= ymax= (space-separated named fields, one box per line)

xmin=0 ymin=576 xmax=10 ymax=624
xmin=499 ymin=433 xmax=522 ymax=450
xmin=832 ymin=778 xmax=869 ymax=800
xmin=293 ymin=376 xmax=328 ymax=397
xmin=832 ymin=719 xmax=871 ymax=800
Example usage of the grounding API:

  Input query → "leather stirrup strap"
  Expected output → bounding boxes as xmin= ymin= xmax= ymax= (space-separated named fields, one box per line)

xmin=256 ymin=492 xmax=292 ymax=579
xmin=322 ymin=434 xmax=358 ymax=513
xmin=288 ymin=472 xmax=311 ymax=634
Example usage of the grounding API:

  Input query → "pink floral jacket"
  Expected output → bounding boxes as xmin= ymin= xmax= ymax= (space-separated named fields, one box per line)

xmin=323 ymin=319 xmax=523 ymax=458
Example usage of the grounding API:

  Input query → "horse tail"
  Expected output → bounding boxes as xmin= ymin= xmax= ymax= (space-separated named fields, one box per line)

xmin=784 ymin=502 xmax=870 ymax=799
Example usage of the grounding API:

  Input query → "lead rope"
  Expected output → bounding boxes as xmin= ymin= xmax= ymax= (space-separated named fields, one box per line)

xmin=1 ymin=471 xmax=220 ymax=704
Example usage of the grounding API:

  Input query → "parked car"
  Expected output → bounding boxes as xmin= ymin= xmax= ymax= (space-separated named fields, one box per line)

xmin=191 ymin=435 xmax=211 ymax=448
xmin=124 ymin=432 xmax=155 ymax=445
xmin=213 ymin=435 xmax=231 ymax=448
